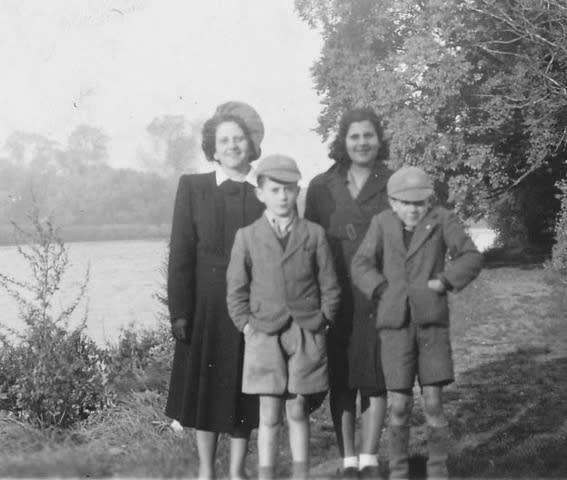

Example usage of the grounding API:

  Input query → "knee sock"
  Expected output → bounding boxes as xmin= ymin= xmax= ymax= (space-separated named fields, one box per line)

xmin=343 ymin=456 xmax=358 ymax=469
xmin=388 ymin=425 xmax=410 ymax=479
xmin=358 ymin=453 xmax=378 ymax=469
xmin=292 ymin=461 xmax=309 ymax=479
xmin=426 ymin=425 xmax=449 ymax=480
xmin=258 ymin=465 xmax=275 ymax=480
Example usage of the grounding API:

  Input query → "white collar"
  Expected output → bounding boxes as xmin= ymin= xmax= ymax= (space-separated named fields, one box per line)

xmin=264 ymin=210 xmax=297 ymax=234
xmin=215 ymin=165 xmax=257 ymax=187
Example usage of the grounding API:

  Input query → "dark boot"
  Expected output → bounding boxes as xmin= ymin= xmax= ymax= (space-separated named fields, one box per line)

xmin=426 ymin=425 xmax=449 ymax=480
xmin=388 ymin=425 xmax=409 ymax=479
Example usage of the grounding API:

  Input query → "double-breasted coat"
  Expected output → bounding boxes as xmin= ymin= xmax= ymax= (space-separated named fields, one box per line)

xmin=304 ymin=162 xmax=392 ymax=391
xmin=165 ymin=172 xmax=264 ymax=433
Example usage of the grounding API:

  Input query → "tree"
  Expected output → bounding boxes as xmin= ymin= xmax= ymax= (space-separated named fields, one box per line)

xmin=295 ymin=0 xmax=567 ymax=248
xmin=63 ymin=124 xmax=110 ymax=172
xmin=4 ymin=131 xmax=60 ymax=172
xmin=144 ymin=114 xmax=201 ymax=178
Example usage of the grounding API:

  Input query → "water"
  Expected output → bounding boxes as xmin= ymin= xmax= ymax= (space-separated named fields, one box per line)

xmin=0 ymin=239 xmax=169 ymax=345
xmin=0 ymin=229 xmax=496 ymax=345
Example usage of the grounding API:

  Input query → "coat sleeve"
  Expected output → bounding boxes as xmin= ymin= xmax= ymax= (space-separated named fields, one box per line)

xmin=304 ymin=181 xmax=320 ymax=223
xmin=351 ymin=215 xmax=387 ymax=300
xmin=315 ymin=227 xmax=341 ymax=324
xmin=440 ymin=211 xmax=483 ymax=291
xmin=226 ymin=228 xmax=253 ymax=332
xmin=167 ymin=175 xmax=197 ymax=324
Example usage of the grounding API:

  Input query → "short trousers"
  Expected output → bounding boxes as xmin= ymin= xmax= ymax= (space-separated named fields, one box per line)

xmin=379 ymin=319 xmax=454 ymax=391
xmin=242 ymin=320 xmax=328 ymax=395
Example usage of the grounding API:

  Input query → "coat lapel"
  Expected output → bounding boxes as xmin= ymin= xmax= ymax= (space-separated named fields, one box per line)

xmin=384 ymin=212 xmax=407 ymax=257
xmin=406 ymin=209 xmax=440 ymax=259
xmin=255 ymin=215 xmax=285 ymax=256
xmin=281 ymin=218 xmax=308 ymax=263
xmin=355 ymin=162 xmax=390 ymax=206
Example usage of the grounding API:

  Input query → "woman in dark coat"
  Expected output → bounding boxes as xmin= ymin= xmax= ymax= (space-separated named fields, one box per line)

xmin=166 ymin=101 xmax=265 ymax=479
xmin=304 ymin=108 xmax=392 ymax=478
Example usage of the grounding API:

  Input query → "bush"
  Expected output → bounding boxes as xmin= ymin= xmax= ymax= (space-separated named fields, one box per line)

xmin=551 ymin=180 xmax=567 ymax=273
xmin=106 ymin=323 xmax=173 ymax=395
xmin=0 ymin=206 xmax=112 ymax=428
xmin=0 ymin=323 xmax=111 ymax=428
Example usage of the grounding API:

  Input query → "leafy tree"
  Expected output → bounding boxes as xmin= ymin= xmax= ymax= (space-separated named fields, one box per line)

xmin=3 ymin=131 xmax=61 ymax=172
xmin=62 ymin=125 xmax=110 ymax=172
xmin=144 ymin=114 xmax=202 ymax=178
xmin=295 ymin=0 xmax=567 ymax=248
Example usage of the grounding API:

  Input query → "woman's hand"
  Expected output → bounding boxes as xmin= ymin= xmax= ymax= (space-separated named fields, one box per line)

xmin=171 ymin=318 xmax=189 ymax=342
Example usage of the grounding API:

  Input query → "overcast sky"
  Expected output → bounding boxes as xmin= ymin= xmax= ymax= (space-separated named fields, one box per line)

xmin=0 ymin=0 xmax=333 ymax=181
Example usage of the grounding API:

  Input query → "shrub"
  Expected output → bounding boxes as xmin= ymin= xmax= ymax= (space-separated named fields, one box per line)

xmin=106 ymin=323 xmax=173 ymax=395
xmin=551 ymin=180 xmax=567 ymax=273
xmin=0 ymin=206 xmax=112 ymax=428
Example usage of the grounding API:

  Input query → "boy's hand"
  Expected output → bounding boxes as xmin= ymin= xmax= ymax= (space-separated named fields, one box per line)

xmin=427 ymin=279 xmax=446 ymax=293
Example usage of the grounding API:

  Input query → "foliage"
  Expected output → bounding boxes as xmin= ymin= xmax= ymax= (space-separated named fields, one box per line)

xmin=0 ymin=208 xmax=112 ymax=428
xmin=143 ymin=114 xmax=203 ymax=178
xmin=106 ymin=323 xmax=173 ymax=395
xmin=295 ymin=0 xmax=567 ymax=247
xmin=551 ymin=179 xmax=567 ymax=272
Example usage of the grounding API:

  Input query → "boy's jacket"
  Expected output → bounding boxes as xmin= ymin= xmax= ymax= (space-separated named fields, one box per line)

xmin=227 ymin=215 xmax=341 ymax=334
xmin=351 ymin=206 xmax=483 ymax=329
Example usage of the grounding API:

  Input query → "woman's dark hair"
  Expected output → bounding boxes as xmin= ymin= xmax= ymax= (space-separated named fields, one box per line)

xmin=201 ymin=113 xmax=260 ymax=162
xmin=328 ymin=107 xmax=388 ymax=167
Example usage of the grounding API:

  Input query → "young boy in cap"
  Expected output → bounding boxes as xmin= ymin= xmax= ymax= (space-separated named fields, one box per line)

xmin=227 ymin=154 xmax=341 ymax=480
xmin=351 ymin=166 xmax=482 ymax=479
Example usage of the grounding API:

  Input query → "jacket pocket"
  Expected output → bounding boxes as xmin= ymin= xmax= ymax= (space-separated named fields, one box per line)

xmin=409 ymin=287 xmax=449 ymax=326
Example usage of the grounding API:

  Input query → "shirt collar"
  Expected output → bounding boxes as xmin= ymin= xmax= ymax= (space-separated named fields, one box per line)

xmin=215 ymin=165 xmax=257 ymax=187
xmin=264 ymin=210 xmax=297 ymax=235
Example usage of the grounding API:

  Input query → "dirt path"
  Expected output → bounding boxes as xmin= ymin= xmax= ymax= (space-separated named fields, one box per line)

xmin=311 ymin=266 xmax=567 ymax=478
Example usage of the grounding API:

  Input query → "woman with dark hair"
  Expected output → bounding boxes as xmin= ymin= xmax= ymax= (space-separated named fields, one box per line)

xmin=305 ymin=107 xmax=391 ymax=478
xmin=166 ymin=101 xmax=265 ymax=479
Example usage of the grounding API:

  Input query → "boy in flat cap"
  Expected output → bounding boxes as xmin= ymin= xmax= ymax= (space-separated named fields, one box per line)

xmin=227 ymin=154 xmax=341 ymax=479
xmin=351 ymin=166 xmax=482 ymax=479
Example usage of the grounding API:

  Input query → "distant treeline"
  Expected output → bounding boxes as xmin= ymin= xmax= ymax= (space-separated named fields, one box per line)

xmin=0 ymin=223 xmax=171 ymax=246
xmin=0 ymin=161 xmax=179 ymax=244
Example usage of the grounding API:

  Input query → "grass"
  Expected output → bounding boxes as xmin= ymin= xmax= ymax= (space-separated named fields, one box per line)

xmin=0 ymin=264 xmax=565 ymax=478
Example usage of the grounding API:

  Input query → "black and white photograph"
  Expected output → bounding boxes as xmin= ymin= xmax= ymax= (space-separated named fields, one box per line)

xmin=0 ymin=1 xmax=565 ymax=478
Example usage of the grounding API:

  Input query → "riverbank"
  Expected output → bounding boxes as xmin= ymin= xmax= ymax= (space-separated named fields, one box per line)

xmin=0 ymin=263 xmax=565 ymax=478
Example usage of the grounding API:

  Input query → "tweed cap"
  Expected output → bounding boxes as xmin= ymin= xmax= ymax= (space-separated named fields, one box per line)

xmin=387 ymin=166 xmax=434 ymax=201
xmin=256 ymin=154 xmax=302 ymax=183
xmin=215 ymin=101 xmax=264 ymax=158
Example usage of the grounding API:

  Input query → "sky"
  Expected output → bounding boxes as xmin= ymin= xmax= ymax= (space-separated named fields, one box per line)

xmin=0 ymin=0 xmax=334 ymax=182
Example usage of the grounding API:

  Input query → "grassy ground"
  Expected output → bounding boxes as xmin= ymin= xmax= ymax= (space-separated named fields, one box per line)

xmin=0 ymin=263 xmax=565 ymax=478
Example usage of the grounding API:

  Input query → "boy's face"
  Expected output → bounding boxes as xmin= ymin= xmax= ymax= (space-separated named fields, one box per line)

xmin=256 ymin=177 xmax=299 ymax=219
xmin=389 ymin=197 xmax=431 ymax=230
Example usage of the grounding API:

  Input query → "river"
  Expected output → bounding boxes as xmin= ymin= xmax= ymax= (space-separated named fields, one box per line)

xmin=0 ymin=229 xmax=496 ymax=345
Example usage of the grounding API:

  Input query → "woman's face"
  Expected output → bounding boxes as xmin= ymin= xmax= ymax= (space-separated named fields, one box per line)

xmin=345 ymin=120 xmax=380 ymax=167
xmin=213 ymin=121 xmax=251 ymax=170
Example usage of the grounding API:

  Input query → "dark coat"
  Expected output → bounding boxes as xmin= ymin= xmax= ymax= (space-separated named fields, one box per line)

xmin=351 ymin=207 xmax=483 ymax=329
xmin=304 ymin=162 xmax=391 ymax=390
xmin=165 ymin=172 xmax=264 ymax=432
xmin=227 ymin=215 xmax=341 ymax=334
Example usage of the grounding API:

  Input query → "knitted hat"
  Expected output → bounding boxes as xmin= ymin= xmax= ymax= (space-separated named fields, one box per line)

xmin=387 ymin=166 xmax=434 ymax=201
xmin=214 ymin=101 xmax=264 ymax=158
xmin=256 ymin=154 xmax=302 ymax=183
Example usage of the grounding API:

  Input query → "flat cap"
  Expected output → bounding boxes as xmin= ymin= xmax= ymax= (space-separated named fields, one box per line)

xmin=387 ymin=166 xmax=434 ymax=201
xmin=256 ymin=154 xmax=302 ymax=183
